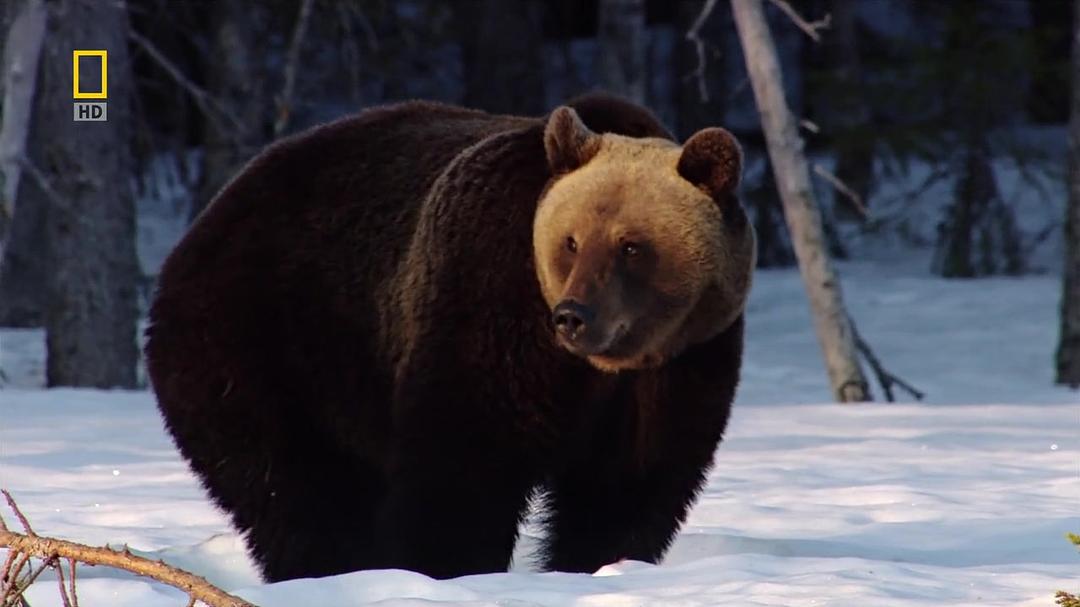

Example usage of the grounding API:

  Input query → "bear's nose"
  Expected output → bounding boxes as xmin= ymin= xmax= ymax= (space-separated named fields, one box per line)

xmin=553 ymin=300 xmax=594 ymax=340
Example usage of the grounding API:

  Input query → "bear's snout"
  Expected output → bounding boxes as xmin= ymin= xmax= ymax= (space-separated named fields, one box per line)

xmin=553 ymin=300 xmax=594 ymax=341
xmin=553 ymin=299 xmax=622 ymax=356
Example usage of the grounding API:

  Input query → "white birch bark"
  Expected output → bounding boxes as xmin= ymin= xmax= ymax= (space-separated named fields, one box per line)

xmin=731 ymin=0 xmax=870 ymax=402
xmin=0 ymin=0 xmax=46 ymax=244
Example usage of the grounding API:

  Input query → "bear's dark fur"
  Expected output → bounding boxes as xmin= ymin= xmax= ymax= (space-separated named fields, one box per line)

xmin=146 ymin=95 xmax=744 ymax=582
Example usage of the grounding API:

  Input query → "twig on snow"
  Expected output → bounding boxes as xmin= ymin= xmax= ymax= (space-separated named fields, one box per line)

xmin=849 ymin=318 xmax=925 ymax=402
xmin=0 ymin=491 xmax=254 ymax=607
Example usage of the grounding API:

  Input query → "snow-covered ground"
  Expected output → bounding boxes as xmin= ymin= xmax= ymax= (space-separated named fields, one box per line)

xmin=1 ymin=254 xmax=1077 ymax=606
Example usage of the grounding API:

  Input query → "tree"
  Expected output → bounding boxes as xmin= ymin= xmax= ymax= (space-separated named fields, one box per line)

xmin=1057 ymin=0 xmax=1080 ymax=388
xmin=731 ymin=0 xmax=869 ymax=402
xmin=32 ymin=0 xmax=140 ymax=387
xmin=190 ymin=0 xmax=271 ymax=220
xmin=817 ymin=0 xmax=873 ymax=222
xmin=459 ymin=0 xmax=546 ymax=116
xmin=928 ymin=1 xmax=1026 ymax=277
xmin=932 ymin=133 xmax=1023 ymax=277
xmin=597 ymin=0 xmax=646 ymax=104
xmin=0 ymin=0 xmax=48 ymax=327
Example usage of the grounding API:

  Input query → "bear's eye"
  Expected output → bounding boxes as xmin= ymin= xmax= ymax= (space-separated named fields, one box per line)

xmin=566 ymin=236 xmax=577 ymax=253
xmin=621 ymin=242 xmax=640 ymax=258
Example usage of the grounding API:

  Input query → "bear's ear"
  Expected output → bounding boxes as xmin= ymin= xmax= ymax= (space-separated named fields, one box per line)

xmin=544 ymin=106 xmax=601 ymax=174
xmin=676 ymin=127 xmax=743 ymax=200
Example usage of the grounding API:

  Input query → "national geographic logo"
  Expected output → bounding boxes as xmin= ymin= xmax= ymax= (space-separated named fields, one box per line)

xmin=73 ymin=50 xmax=107 ymax=121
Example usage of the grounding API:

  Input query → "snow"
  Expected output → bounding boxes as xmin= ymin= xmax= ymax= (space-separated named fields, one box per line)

xmin=2 ymin=254 xmax=1077 ymax=606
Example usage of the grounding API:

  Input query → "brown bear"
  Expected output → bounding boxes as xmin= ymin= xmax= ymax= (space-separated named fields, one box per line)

xmin=145 ymin=94 xmax=755 ymax=583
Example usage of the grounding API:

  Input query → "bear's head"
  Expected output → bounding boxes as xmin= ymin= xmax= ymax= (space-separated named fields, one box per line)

xmin=534 ymin=106 xmax=756 ymax=373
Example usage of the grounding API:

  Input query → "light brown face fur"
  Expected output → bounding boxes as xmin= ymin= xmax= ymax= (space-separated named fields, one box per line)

xmin=534 ymin=106 xmax=756 ymax=373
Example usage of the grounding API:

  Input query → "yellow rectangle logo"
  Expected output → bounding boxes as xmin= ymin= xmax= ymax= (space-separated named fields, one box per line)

xmin=72 ymin=50 xmax=107 ymax=99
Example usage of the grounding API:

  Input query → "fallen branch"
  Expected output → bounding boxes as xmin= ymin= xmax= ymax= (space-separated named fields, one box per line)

xmin=766 ymin=0 xmax=830 ymax=43
xmin=848 ymin=318 xmax=925 ymax=402
xmin=684 ymin=0 xmax=719 ymax=103
xmin=0 ymin=490 xmax=255 ymax=607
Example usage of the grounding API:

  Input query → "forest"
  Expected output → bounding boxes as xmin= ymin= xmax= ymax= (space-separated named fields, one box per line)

xmin=0 ymin=0 xmax=1077 ymax=393
xmin=0 ymin=1 xmax=1078 ymax=606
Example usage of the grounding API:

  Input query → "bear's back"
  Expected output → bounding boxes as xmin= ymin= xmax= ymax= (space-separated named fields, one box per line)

xmin=163 ymin=101 xmax=534 ymax=291
xmin=147 ymin=101 xmax=538 ymax=461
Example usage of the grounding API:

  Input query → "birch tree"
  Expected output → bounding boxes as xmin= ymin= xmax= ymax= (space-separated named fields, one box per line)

xmin=33 ymin=0 xmax=140 ymax=387
xmin=731 ymin=0 xmax=869 ymax=402
xmin=0 ymin=0 xmax=47 ymax=326
xmin=1056 ymin=0 xmax=1080 ymax=388
xmin=597 ymin=0 xmax=646 ymax=104
xmin=0 ymin=0 xmax=45 ymax=234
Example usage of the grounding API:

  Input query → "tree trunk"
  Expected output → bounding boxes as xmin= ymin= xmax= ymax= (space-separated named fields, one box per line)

xmin=933 ymin=135 xmax=1024 ymax=278
xmin=190 ymin=0 xmax=269 ymax=221
xmin=459 ymin=0 xmax=545 ymax=116
xmin=0 ymin=0 xmax=45 ymax=233
xmin=597 ymin=0 xmax=646 ymax=104
xmin=1057 ymin=0 xmax=1080 ymax=388
xmin=822 ymin=0 xmax=873 ymax=222
xmin=35 ymin=0 xmax=140 ymax=387
xmin=731 ymin=0 xmax=869 ymax=402
xmin=0 ymin=0 xmax=48 ymax=327
xmin=0 ymin=188 xmax=47 ymax=326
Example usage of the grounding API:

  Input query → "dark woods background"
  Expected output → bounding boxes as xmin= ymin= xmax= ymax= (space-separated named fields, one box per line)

xmin=0 ymin=0 xmax=1075 ymax=389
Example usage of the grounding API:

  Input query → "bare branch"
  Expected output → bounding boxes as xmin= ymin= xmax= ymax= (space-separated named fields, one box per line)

xmin=4 ymin=554 xmax=50 ymax=607
xmin=55 ymin=557 xmax=73 ymax=607
xmin=849 ymin=317 xmax=925 ymax=402
xmin=1 ymin=491 xmax=33 ymax=537
xmin=127 ymin=30 xmax=241 ymax=133
xmin=766 ymin=0 xmax=831 ymax=43
xmin=1 ymin=552 xmax=31 ymax=605
xmin=684 ymin=0 xmax=719 ymax=102
xmin=68 ymin=557 xmax=79 ymax=607
xmin=812 ymin=163 xmax=869 ymax=219
xmin=274 ymin=0 xmax=316 ymax=138
xmin=0 ymin=503 xmax=255 ymax=607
